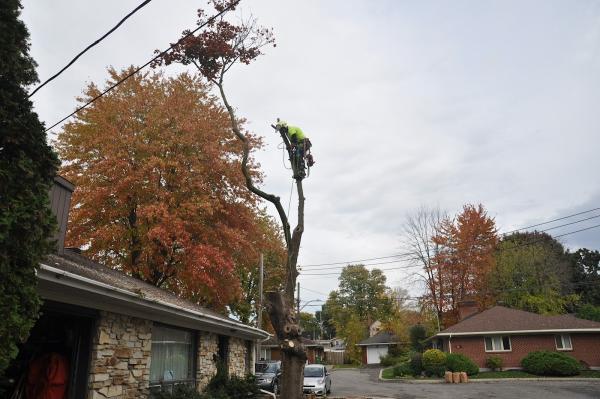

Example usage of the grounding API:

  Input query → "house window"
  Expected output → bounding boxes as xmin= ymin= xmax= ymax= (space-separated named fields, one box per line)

xmin=555 ymin=334 xmax=572 ymax=350
xmin=484 ymin=336 xmax=511 ymax=352
xmin=150 ymin=324 xmax=195 ymax=392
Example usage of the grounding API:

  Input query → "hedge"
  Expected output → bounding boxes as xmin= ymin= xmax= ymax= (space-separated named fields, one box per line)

xmin=422 ymin=349 xmax=446 ymax=377
xmin=446 ymin=353 xmax=479 ymax=375
xmin=521 ymin=351 xmax=580 ymax=376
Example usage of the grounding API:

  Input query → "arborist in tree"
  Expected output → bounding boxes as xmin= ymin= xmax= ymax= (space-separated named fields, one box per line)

xmin=274 ymin=119 xmax=315 ymax=179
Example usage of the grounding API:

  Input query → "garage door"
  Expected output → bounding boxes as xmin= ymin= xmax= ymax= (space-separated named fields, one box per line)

xmin=366 ymin=345 xmax=388 ymax=364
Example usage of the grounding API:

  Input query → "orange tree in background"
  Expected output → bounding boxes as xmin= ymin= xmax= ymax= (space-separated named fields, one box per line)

xmin=432 ymin=204 xmax=498 ymax=326
xmin=56 ymin=69 xmax=284 ymax=311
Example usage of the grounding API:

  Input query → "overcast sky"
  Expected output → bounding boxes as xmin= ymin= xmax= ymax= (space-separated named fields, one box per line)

xmin=22 ymin=0 xmax=600 ymax=309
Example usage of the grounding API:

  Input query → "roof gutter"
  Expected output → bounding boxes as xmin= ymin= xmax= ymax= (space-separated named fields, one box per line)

xmin=39 ymin=263 xmax=269 ymax=339
xmin=434 ymin=328 xmax=600 ymax=337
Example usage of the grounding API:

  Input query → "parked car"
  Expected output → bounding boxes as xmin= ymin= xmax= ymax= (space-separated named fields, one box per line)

xmin=303 ymin=364 xmax=331 ymax=396
xmin=255 ymin=361 xmax=281 ymax=393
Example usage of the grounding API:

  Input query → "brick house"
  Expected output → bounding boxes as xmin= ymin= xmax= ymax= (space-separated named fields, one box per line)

xmin=431 ymin=305 xmax=600 ymax=370
xmin=4 ymin=177 xmax=269 ymax=399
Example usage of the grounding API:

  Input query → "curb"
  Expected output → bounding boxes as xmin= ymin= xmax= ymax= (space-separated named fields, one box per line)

xmin=378 ymin=369 xmax=600 ymax=384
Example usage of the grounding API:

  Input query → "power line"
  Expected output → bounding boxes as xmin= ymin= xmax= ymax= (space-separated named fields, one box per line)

xmin=299 ymin=207 xmax=600 ymax=270
xmin=301 ymin=253 xmax=414 ymax=268
xmin=503 ymin=207 xmax=600 ymax=235
xmin=300 ymin=286 xmax=328 ymax=296
xmin=43 ymin=0 xmax=241 ymax=133
xmin=300 ymin=258 xmax=422 ymax=271
xmin=299 ymin=223 xmax=600 ymax=277
xmin=29 ymin=0 xmax=153 ymax=98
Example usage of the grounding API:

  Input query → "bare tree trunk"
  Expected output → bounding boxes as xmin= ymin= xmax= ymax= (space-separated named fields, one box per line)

xmin=216 ymin=79 xmax=306 ymax=398
xmin=402 ymin=206 xmax=446 ymax=326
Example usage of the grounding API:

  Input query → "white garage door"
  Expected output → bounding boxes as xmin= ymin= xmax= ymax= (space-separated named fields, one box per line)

xmin=366 ymin=345 xmax=388 ymax=364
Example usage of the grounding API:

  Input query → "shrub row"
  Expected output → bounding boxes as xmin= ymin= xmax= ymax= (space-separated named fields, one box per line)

xmin=390 ymin=350 xmax=479 ymax=378
xmin=389 ymin=349 xmax=581 ymax=379
xmin=521 ymin=351 xmax=581 ymax=376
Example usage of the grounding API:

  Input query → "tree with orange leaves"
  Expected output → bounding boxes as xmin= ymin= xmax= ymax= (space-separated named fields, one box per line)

xmin=432 ymin=204 xmax=498 ymax=326
xmin=56 ymin=68 xmax=284 ymax=311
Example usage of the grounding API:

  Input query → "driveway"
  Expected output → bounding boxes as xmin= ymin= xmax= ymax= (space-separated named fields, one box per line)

xmin=329 ymin=368 xmax=600 ymax=399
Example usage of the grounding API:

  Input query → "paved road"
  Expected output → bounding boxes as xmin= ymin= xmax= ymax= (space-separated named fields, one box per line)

xmin=329 ymin=368 xmax=600 ymax=399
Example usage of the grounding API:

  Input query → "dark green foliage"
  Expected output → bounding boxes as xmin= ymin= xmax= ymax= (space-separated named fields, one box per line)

xmin=379 ymin=353 xmax=407 ymax=367
xmin=0 ymin=0 xmax=59 ymax=374
xmin=392 ymin=362 xmax=413 ymax=377
xmin=446 ymin=353 xmax=479 ymax=375
xmin=153 ymin=385 xmax=203 ymax=399
xmin=571 ymin=249 xmax=600 ymax=306
xmin=409 ymin=351 xmax=423 ymax=376
xmin=491 ymin=232 xmax=575 ymax=315
xmin=422 ymin=349 xmax=446 ymax=377
xmin=576 ymin=304 xmax=600 ymax=322
xmin=485 ymin=356 xmax=503 ymax=371
xmin=521 ymin=351 xmax=581 ymax=376
xmin=203 ymin=362 xmax=259 ymax=398
xmin=409 ymin=324 xmax=427 ymax=352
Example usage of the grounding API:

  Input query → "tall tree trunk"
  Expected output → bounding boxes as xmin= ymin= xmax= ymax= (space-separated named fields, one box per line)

xmin=216 ymin=79 xmax=306 ymax=398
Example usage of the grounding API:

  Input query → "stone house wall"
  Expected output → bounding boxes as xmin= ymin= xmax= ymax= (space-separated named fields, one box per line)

xmin=196 ymin=332 xmax=218 ymax=391
xmin=227 ymin=337 xmax=248 ymax=377
xmin=88 ymin=311 xmax=152 ymax=399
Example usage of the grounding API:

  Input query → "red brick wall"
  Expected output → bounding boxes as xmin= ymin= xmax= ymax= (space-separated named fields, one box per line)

xmin=444 ymin=333 xmax=600 ymax=369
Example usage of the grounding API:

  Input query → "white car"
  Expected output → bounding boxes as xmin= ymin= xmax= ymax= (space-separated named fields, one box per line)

xmin=303 ymin=364 xmax=332 ymax=396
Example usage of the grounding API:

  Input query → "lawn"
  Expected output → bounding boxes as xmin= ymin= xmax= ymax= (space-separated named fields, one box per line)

xmin=380 ymin=367 xmax=439 ymax=380
xmin=472 ymin=370 xmax=600 ymax=379
xmin=382 ymin=368 xmax=600 ymax=380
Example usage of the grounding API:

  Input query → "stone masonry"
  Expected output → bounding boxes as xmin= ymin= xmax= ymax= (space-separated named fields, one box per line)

xmin=88 ymin=311 xmax=152 ymax=399
xmin=228 ymin=337 xmax=248 ymax=377
xmin=196 ymin=333 xmax=252 ymax=392
xmin=196 ymin=332 xmax=218 ymax=391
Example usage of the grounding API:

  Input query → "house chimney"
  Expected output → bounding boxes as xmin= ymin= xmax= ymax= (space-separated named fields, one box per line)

xmin=458 ymin=300 xmax=479 ymax=320
xmin=49 ymin=176 xmax=74 ymax=254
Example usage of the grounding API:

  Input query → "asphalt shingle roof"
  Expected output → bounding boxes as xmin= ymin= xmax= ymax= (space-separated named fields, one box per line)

xmin=44 ymin=250 xmax=237 ymax=324
xmin=358 ymin=331 xmax=399 ymax=346
xmin=437 ymin=306 xmax=600 ymax=335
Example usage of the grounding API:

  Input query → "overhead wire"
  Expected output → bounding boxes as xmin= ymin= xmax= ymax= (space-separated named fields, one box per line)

xmin=299 ymin=222 xmax=600 ymax=277
xmin=43 ymin=0 xmax=241 ymax=133
xmin=299 ymin=207 xmax=600 ymax=269
xmin=502 ymin=207 xmax=600 ymax=235
xmin=29 ymin=0 xmax=154 ymax=97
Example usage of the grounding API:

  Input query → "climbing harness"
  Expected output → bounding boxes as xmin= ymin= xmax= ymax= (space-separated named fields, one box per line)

xmin=272 ymin=121 xmax=315 ymax=180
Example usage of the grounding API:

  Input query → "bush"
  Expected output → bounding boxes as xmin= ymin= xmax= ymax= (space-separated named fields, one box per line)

xmin=446 ymin=353 xmax=479 ymax=375
xmin=409 ymin=351 xmax=423 ymax=376
xmin=184 ymin=362 xmax=260 ymax=399
xmin=153 ymin=385 xmax=202 ymax=399
xmin=393 ymin=362 xmax=414 ymax=377
xmin=485 ymin=356 xmax=503 ymax=371
xmin=521 ymin=351 xmax=581 ymax=376
xmin=422 ymin=349 xmax=447 ymax=377
xmin=409 ymin=324 xmax=427 ymax=352
xmin=380 ymin=353 xmax=407 ymax=367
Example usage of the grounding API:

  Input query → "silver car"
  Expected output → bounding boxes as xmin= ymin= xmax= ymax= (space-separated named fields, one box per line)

xmin=303 ymin=364 xmax=332 ymax=396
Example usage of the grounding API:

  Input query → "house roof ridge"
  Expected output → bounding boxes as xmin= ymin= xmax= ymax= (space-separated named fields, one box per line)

xmin=44 ymin=250 xmax=244 ymax=325
xmin=436 ymin=305 xmax=600 ymax=336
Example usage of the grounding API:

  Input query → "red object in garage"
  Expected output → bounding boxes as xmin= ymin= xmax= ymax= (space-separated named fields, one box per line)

xmin=26 ymin=353 xmax=70 ymax=399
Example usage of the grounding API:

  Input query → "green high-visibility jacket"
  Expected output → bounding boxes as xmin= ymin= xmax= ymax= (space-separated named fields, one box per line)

xmin=287 ymin=126 xmax=306 ymax=143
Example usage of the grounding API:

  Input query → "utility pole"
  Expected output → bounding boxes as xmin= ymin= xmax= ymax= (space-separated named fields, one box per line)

xmin=256 ymin=254 xmax=264 ymax=361
xmin=297 ymin=282 xmax=300 ymax=315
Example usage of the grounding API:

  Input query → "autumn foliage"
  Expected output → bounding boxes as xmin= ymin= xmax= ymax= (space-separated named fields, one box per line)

xmin=56 ymin=68 xmax=284 ymax=310
xmin=430 ymin=204 xmax=498 ymax=325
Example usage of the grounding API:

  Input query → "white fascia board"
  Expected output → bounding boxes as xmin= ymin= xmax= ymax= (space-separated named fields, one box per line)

xmin=39 ymin=263 xmax=269 ymax=340
xmin=435 ymin=329 xmax=600 ymax=337
xmin=356 ymin=342 xmax=400 ymax=346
